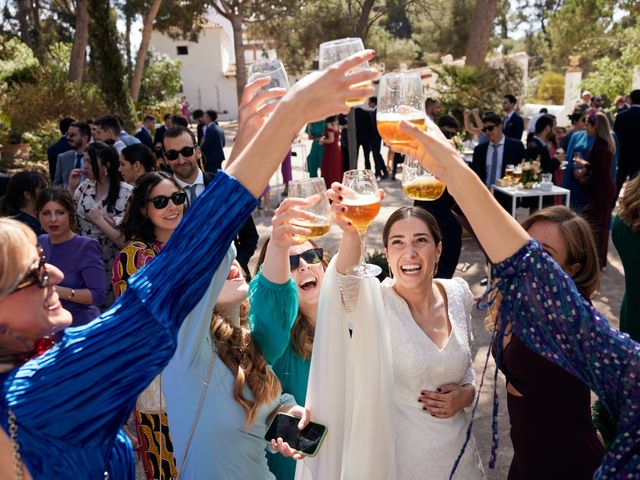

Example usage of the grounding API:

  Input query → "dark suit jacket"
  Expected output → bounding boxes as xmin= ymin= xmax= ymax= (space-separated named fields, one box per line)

xmin=153 ymin=125 xmax=167 ymax=147
xmin=135 ymin=128 xmax=154 ymax=149
xmin=196 ymin=123 xmax=206 ymax=145
xmin=203 ymin=172 xmax=258 ymax=278
xmin=46 ymin=136 xmax=71 ymax=181
xmin=201 ymin=124 xmax=226 ymax=172
xmin=53 ymin=150 xmax=80 ymax=187
xmin=526 ymin=137 xmax=560 ymax=173
xmin=471 ymin=137 xmax=526 ymax=183
xmin=0 ymin=173 xmax=9 ymax=198
xmin=614 ymin=106 xmax=640 ymax=178
xmin=503 ymin=112 xmax=524 ymax=142
xmin=355 ymin=107 xmax=374 ymax=145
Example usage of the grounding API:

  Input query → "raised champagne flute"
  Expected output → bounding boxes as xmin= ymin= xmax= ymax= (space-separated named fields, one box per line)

xmin=401 ymin=157 xmax=446 ymax=201
xmin=376 ymin=72 xmax=426 ymax=146
xmin=247 ymin=59 xmax=290 ymax=104
xmin=318 ymin=38 xmax=370 ymax=107
xmin=341 ymin=169 xmax=382 ymax=278
xmin=288 ymin=178 xmax=332 ymax=239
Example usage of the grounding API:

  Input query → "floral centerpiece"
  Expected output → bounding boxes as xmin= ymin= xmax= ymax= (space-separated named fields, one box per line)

xmin=520 ymin=159 xmax=541 ymax=188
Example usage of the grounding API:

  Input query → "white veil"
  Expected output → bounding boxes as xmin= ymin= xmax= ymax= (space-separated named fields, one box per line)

xmin=295 ymin=257 xmax=396 ymax=480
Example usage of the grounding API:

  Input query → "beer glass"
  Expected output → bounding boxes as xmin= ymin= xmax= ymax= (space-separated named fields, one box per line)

xmin=376 ymin=72 xmax=426 ymax=146
xmin=341 ymin=169 xmax=382 ymax=278
xmin=247 ymin=59 xmax=290 ymax=104
xmin=319 ymin=38 xmax=370 ymax=107
xmin=401 ymin=157 xmax=445 ymax=201
xmin=512 ymin=165 xmax=523 ymax=185
xmin=288 ymin=178 xmax=332 ymax=239
xmin=505 ymin=164 xmax=515 ymax=183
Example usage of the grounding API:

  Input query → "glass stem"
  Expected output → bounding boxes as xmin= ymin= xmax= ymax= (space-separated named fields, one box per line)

xmin=358 ymin=228 xmax=367 ymax=267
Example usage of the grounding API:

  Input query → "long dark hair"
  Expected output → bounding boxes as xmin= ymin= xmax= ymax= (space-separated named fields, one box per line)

xmin=121 ymin=143 xmax=157 ymax=173
xmin=0 ymin=171 xmax=48 ymax=216
xmin=85 ymin=142 xmax=121 ymax=213
xmin=121 ymin=171 xmax=184 ymax=243
xmin=35 ymin=187 xmax=77 ymax=232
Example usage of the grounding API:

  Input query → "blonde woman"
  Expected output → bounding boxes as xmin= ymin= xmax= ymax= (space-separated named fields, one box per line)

xmin=583 ymin=109 xmax=617 ymax=268
xmin=612 ymin=174 xmax=640 ymax=340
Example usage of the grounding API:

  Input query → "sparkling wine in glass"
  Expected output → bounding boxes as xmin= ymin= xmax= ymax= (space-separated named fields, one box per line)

xmin=318 ymin=38 xmax=371 ymax=107
xmin=376 ymin=72 xmax=427 ymax=146
xmin=247 ymin=59 xmax=290 ymax=104
xmin=401 ymin=157 xmax=446 ymax=201
xmin=341 ymin=169 xmax=382 ymax=278
xmin=288 ymin=178 xmax=332 ymax=239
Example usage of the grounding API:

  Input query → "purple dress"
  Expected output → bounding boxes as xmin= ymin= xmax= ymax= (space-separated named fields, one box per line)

xmin=38 ymin=234 xmax=106 ymax=326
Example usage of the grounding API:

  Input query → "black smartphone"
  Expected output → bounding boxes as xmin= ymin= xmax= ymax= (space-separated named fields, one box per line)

xmin=265 ymin=412 xmax=328 ymax=457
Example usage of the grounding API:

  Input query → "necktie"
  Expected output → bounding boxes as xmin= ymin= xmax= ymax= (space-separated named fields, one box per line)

xmin=488 ymin=144 xmax=499 ymax=186
xmin=74 ymin=152 xmax=83 ymax=169
xmin=184 ymin=185 xmax=197 ymax=204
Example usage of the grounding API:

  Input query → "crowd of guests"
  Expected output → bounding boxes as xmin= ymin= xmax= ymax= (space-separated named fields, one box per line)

xmin=0 ymin=52 xmax=639 ymax=480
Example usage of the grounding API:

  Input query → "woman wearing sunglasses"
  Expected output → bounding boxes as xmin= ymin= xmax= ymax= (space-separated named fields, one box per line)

xmin=254 ymin=221 xmax=327 ymax=480
xmin=0 ymin=49 xmax=378 ymax=479
xmin=112 ymin=171 xmax=187 ymax=479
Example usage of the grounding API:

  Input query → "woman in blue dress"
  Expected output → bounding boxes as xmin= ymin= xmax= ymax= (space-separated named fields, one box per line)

xmin=0 ymin=50 xmax=378 ymax=479
xmin=393 ymin=116 xmax=640 ymax=478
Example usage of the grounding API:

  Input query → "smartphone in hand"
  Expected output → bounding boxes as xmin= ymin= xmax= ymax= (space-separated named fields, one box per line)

xmin=265 ymin=412 xmax=327 ymax=458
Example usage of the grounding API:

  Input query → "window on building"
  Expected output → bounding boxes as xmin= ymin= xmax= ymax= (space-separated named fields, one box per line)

xmin=177 ymin=46 xmax=189 ymax=55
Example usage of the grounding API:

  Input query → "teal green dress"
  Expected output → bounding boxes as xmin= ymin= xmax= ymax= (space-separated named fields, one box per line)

xmin=306 ymin=121 xmax=326 ymax=178
xmin=251 ymin=271 xmax=312 ymax=480
xmin=612 ymin=214 xmax=640 ymax=340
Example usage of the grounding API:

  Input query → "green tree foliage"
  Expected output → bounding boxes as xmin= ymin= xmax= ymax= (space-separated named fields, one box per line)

xmin=0 ymin=35 xmax=40 ymax=84
xmin=535 ymin=71 xmax=564 ymax=103
xmin=138 ymin=52 xmax=183 ymax=106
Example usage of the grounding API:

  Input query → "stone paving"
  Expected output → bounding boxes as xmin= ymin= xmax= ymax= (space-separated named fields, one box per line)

xmin=222 ymin=122 xmax=623 ymax=479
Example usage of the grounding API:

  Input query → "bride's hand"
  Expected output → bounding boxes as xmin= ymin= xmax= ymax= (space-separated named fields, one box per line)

xmin=418 ymin=383 xmax=475 ymax=418
xmin=327 ymin=182 xmax=384 ymax=236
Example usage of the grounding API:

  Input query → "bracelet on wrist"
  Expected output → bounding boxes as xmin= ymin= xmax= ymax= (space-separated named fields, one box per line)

xmin=68 ymin=288 xmax=76 ymax=300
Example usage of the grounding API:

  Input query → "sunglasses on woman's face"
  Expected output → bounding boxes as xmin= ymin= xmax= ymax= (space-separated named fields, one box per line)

xmin=164 ymin=146 xmax=196 ymax=161
xmin=148 ymin=191 xmax=187 ymax=209
xmin=11 ymin=246 xmax=49 ymax=294
xmin=289 ymin=248 xmax=324 ymax=270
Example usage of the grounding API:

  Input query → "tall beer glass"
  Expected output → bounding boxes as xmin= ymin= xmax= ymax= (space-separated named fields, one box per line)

xmin=247 ymin=59 xmax=290 ymax=104
xmin=288 ymin=178 xmax=332 ymax=239
xmin=376 ymin=73 xmax=426 ymax=145
xmin=401 ymin=157 xmax=446 ymax=201
xmin=341 ymin=169 xmax=382 ymax=278
xmin=319 ymin=38 xmax=371 ymax=107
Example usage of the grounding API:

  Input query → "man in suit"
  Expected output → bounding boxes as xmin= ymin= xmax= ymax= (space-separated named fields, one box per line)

xmin=502 ymin=94 xmax=524 ymax=142
xmin=192 ymin=109 xmax=207 ymax=145
xmin=471 ymin=112 xmax=525 ymax=211
xmin=355 ymin=105 xmax=374 ymax=170
xmin=201 ymin=110 xmax=226 ymax=173
xmin=135 ymin=115 xmax=155 ymax=149
xmin=614 ymin=89 xmax=640 ymax=193
xmin=526 ymin=114 xmax=561 ymax=174
xmin=367 ymin=97 xmax=388 ymax=180
xmin=154 ymin=114 xmax=173 ymax=159
xmin=53 ymin=122 xmax=91 ymax=187
xmin=46 ymin=117 xmax=75 ymax=181
xmin=162 ymin=126 xmax=258 ymax=277
xmin=93 ymin=115 xmax=127 ymax=153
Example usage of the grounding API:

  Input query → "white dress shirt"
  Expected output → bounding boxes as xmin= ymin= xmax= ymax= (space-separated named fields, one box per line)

xmin=174 ymin=169 xmax=206 ymax=198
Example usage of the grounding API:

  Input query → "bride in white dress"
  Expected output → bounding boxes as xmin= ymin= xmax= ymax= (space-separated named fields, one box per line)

xmin=297 ymin=204 xmax=484 ymax=480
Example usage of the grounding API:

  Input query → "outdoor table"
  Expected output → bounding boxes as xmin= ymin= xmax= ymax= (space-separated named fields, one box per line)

xmin=490 ymin=184 xmax=571 ymax=217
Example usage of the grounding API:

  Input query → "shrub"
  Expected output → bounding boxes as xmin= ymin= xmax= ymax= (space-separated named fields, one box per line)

xmin=535 ymin=71 xmax=565 ymax=104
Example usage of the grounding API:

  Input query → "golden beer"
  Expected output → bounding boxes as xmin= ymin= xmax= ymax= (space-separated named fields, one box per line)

xmin=342 ymin=195 xmax=381 ymax=231
xmin=402 ymin=177 xmax=446 ymax=201
xmin=511 ymin=171 xmax=523 ymax=183
xmin=346 ymin=81 xmax=373 ymax=107
xmin=376 ymin=113 xmax=427 ymax=145
xmin=290 ymin=220 xmax=331 ymax=239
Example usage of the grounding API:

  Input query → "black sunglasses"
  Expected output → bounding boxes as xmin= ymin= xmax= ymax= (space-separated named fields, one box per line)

xmin=11 ymin=246 xmax=49 ymax=294
xmin=289 ymin=248 xmax=324 ymax=270
xmin=148 ymin=191 xmax=188 ymax=209
xmin=481 ymin=124 xmax=499 ymax=133
xmin=164 ymin=146 xmax=196 ymax=161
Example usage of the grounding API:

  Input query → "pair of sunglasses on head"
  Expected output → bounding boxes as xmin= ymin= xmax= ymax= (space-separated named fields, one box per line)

xmin=289 ymin=248 xmax=323 ymax=270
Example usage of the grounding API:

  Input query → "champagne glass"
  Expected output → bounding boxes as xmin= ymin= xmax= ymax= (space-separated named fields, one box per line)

xmin=376 ymin=72 xmax=427 ymax=146
xmin=288 ymin=178 xmax=332 ymax=239
xmin=401 ymin=157 xmax=445 ymax=201
xmin=341 ymin=170 xmax=382 ymax=278
xmin=318 ymin=38 xmax=370 ymax=107
xmin=247 ymin=59 xmax=290 ymax=104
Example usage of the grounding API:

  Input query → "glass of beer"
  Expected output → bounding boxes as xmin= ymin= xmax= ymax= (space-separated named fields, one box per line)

xmin=288 ymin=178 xmax=332 ymax=239
xmin=504 ymin=164 xmax=515 ymax=185
xmin=341 ymin=169 xmax=382 ymax=278
xmin=319 ymin=38 xmax=371 ymax=107
xmin=512 ymin=165 xmax=523 ymax=186
xmin=401 ymin=157 xmax=446 ymax=201
xmin=376 ymin=72 xmax=426 ymax=146
xmin=247 ymin=59 xmax=290 ymax=104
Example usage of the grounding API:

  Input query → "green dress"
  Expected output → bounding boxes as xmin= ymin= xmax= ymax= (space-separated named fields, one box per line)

xmin=612 ymin=214 xmax=640 ymax=340
xmin=306 ymin=121 xmax=326 ymax=178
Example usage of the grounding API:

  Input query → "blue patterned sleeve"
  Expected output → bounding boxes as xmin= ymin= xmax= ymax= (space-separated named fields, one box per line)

xmin=7 ymin=171 xmax=259 ymax=445
xmin=248 ymin=269 xmax=298 ymax=365
xmin=491 ymin=240 xmax=640 ymax=476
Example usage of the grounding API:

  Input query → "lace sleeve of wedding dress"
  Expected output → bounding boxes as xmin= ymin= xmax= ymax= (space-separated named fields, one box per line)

xmin=338 ymin=272 xmax=360 ymax=313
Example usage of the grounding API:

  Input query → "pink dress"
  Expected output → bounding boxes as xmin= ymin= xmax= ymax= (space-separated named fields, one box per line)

xmin=320 ymin=125 xmax=343 ymax=189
